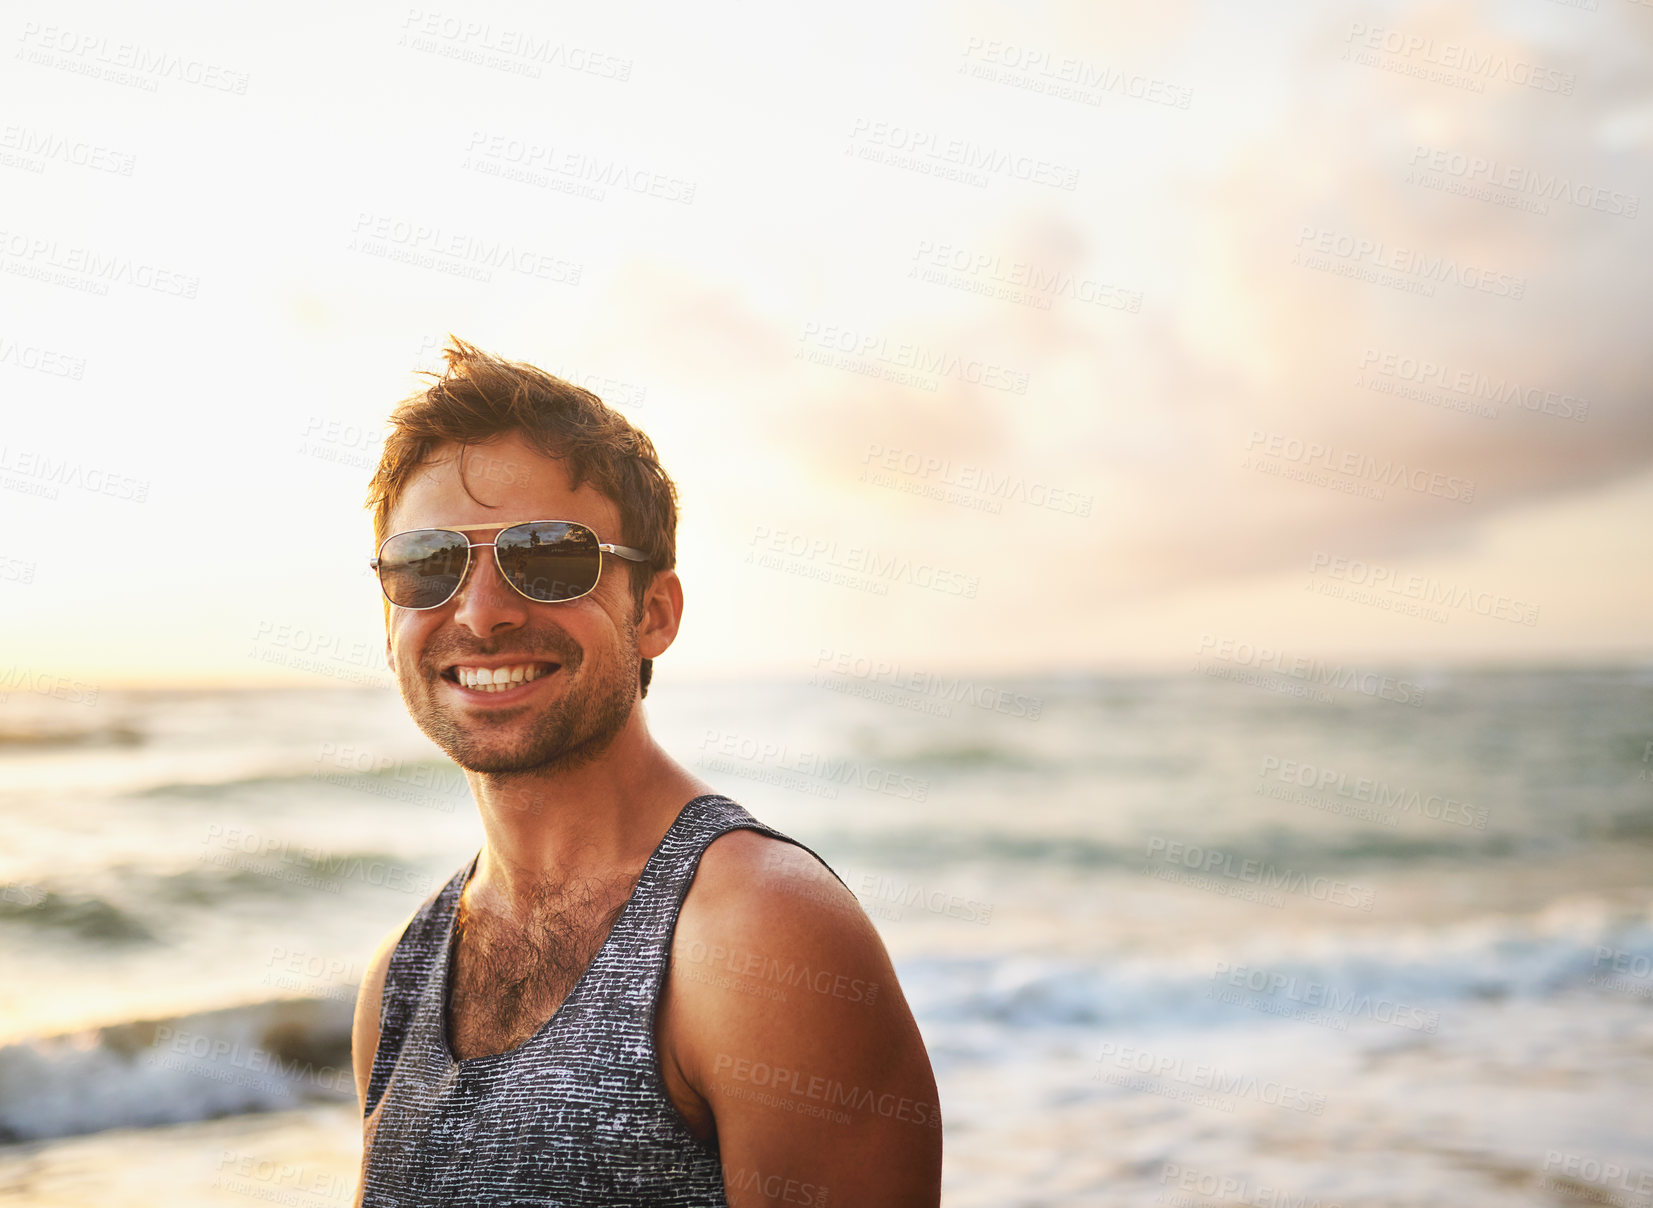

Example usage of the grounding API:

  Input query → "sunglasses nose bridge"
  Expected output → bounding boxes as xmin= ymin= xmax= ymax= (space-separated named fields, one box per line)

xmin=451 ymin=538 xmax=527 ymax=609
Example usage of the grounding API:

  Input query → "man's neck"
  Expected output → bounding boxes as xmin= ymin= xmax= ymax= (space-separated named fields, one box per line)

xmin=462 ymin=712 xmax=713 ymax=917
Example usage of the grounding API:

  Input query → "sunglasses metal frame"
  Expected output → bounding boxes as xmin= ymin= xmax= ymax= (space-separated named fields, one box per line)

xmin=370 ymin=519 xmax=649 ymax=610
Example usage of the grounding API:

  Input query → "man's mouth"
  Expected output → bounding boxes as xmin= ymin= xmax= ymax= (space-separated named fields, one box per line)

xmin=440 ymin=661 xmax=561 ymax=693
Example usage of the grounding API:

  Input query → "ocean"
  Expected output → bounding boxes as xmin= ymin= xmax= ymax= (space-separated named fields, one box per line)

xmin=1 ymin=664 xmax=1650 ymax=1206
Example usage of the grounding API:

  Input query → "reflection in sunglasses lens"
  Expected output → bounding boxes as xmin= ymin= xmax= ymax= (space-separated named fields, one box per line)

xmin=498 ymin=522 xmax=600 ymax=602
xmin=381 ymin=530 xmax=469 ymax=608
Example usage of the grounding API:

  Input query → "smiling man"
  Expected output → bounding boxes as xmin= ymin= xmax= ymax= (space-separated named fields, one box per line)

xmin=350 ymin=339 xmax=942 ymax=1207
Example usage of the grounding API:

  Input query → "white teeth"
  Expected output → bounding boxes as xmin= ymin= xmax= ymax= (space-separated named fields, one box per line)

xmin=453 ymin=663 xmax=552 ymax=691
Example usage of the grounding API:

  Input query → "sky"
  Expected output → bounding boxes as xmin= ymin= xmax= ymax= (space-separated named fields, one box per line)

xmin=1 ymin=0 xmax=1650 ymax=688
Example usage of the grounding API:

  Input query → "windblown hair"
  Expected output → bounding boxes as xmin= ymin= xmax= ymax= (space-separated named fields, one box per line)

xmin=366 ymin=337 xmax=678 ymax=697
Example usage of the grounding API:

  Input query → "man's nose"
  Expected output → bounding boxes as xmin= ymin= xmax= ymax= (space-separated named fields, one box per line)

xmin=449 ymin=545 xmax=528 ymax=637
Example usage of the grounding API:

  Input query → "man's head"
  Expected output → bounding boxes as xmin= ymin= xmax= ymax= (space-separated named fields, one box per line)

xmin=365 ymin=338 xmax=681 ymax=775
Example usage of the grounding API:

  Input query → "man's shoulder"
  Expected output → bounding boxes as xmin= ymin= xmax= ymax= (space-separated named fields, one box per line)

xmin=689 ymin=826 xmax=867 ymax=937
xmin=670 ymin=825 xmax=889 ymax=1010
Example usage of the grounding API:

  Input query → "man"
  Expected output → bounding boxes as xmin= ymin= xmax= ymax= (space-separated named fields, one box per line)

xmin=350 ymin=338 xmax=942 ymax=1206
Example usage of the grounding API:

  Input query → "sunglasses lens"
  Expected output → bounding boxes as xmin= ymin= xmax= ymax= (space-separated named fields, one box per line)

xmin=378 ymin=530 xmax=470 ymax=608
xmin=496 ymin=522 xmax=601 ymax=602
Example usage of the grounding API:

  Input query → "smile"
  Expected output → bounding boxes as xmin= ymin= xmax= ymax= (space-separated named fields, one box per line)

xmin=441 ymin=661 xmax=561 ymax=693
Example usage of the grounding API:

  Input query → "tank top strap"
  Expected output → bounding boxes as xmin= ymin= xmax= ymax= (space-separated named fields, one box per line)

xmin=628 ymin=792 xmax=848 ymax=943
xmin=364 ymin=852 xmax=476 ymax=1115
xmin=557 ymin=794 xmax=848 ymax=1045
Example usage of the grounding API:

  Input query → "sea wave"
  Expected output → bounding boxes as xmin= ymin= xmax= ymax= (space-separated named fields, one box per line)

xmin=0 ymin=884 xmax=155 ymax=943
xmin=0 ymin=997 xmax=354 ymax=1143
xmin=0 ymin=849 xmax=442 ymax=944
xmin=6 ymin=899 xmax=1650 ymax=1142
xmin=904 ymin=898 xmax=1653 ymax=1042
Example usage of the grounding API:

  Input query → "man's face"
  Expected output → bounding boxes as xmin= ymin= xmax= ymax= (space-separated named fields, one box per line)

xmin=382 ymin=432 xmax=642 ymax=777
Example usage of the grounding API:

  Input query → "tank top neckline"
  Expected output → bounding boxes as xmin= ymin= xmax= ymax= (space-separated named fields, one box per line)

xmin=434 ymin=792 xmax=729 ymax=1068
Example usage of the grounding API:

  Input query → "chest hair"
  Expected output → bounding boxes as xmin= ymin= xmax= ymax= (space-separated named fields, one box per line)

xmin=447 ymin=873 xmax=636 ymax=1057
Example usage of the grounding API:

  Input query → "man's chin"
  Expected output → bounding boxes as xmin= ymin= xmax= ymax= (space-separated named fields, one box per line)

xmin=445 ymin=729 xmax=618 ymax=778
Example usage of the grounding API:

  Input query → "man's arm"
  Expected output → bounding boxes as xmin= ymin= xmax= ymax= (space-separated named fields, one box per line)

xmin=660 ymin=829 xmax=943 ymax=1207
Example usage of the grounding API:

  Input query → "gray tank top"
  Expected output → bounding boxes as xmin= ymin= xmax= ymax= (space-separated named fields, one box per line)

xmin=359 ymin=793 xmax=844 ymax=1206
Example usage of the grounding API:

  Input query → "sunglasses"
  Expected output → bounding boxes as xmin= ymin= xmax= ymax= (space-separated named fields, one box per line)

xmin=371 ymin=519 xmax=648 ymax=610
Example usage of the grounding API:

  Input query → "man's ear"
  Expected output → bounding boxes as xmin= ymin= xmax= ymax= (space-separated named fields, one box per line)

xmin=636 ymin=569 xmax=684 ymax=661
xmin=385 ymin=635 xmax=397 ymax=675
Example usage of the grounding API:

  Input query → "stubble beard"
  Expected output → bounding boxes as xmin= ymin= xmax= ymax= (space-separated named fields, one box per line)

xmin=400 ymin=620 xmax=640 ymax=777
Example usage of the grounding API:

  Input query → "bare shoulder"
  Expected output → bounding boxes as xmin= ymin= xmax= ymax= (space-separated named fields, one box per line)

xmin=689 ymin=827 xmax=873 ymax=939
xmin=350 ymin=909 xmax=418 ymax=1111
xmin=663 ymin=827 xmax=942 ymax=1206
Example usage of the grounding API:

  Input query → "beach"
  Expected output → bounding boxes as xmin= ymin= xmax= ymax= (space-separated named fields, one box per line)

xmin=1 ymin=666 xmax=1650 ymax=1205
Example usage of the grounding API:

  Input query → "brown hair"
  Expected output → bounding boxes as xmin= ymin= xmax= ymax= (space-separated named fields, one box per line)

xmin=366 ymin=337 xmax=677 ymax=697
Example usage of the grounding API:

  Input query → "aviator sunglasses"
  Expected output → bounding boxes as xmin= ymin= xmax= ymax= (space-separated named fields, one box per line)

xmin=371 ymin=520 xmax=648 ymax=610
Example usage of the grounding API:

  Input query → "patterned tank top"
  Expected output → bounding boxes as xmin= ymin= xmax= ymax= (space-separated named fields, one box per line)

xmin=358 ymin=793 xmax=844 ymax=1207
